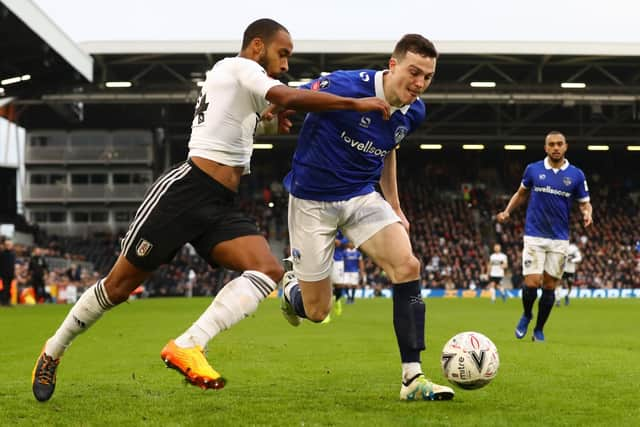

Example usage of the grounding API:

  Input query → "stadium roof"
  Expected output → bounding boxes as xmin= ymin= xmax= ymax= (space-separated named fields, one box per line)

xmin=1 ymin=1 xmax=639 ymax=150
xmin=0 ymin=0 xmax=93 ymax=98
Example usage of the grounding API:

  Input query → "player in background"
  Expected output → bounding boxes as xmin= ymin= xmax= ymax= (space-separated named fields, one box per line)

xmin=343 ymin=241 xmax=365 ymax=304
xmin=31 ymin=18 xmax=390 ymax=402
xmin=556 ymin=242 xmax=582 ymax=306
xmin=280 ymin=34 xmax=454 ymax=401
xmin=497 ymin=131 xmax=592 ymax=342
xmin=487 ymin=243 xmax=508 ymax=303
xmin=330 ymin=231 xmax=349 ymax=318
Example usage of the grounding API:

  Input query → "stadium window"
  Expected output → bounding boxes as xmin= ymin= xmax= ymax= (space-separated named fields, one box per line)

xmin=29 ymin=136 xmax=48 ymax=147
xmin=72 ymin=212 xmax=89 ymax=223
xmin=33 ymin=212 xmax=47 ymax=222
xmin=90 ymin=212 xmax=108 ymax=223
xmin=115 ymin=211 xmax=131 ymax=222
xmin=72 ymin=174 xmax=89 ymax=184
xmin=113 ymin=173 xmax=131 ymax=184
xmin=90 ymin=174 xmax=108 ymax=184
xmin=49 ymin=212 xmax=67 ymax=223
xmin=132 ymin=173 xmax=151 ymax=184
xmin=30 ymin=174 xmax=47 ymax=185
xmin=50 ymin=174 xmax=67 ymax=185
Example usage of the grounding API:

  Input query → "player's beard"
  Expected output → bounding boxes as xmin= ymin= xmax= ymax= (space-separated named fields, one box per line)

xmin=257 ymin=52 xmax=275 ymax=78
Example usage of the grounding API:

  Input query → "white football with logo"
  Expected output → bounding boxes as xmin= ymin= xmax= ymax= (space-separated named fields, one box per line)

xmin=441 ymin=331 xmax=499 ymax=390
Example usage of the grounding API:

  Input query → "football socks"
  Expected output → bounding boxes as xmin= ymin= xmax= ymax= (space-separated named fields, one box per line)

xmin=392 ymin=280 xmax=425 ymax=363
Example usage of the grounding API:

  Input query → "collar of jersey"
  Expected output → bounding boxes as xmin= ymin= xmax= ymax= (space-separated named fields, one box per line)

xmin=375 ymin=71 xmax=411 ymax=115
xmin=544 ymin=156 xmax=570 ymax=172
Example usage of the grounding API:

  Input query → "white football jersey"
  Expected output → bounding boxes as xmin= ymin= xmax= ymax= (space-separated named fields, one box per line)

xmin=489 ymin=252 xmax=508 ymax=277
xmin=564 ymin=243 xmax=582 ymax=273
xmin=188 ymin=57 xmax=283 ymax=174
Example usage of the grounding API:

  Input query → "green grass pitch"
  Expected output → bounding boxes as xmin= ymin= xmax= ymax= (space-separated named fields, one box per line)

xmin=1 ymin=297 xmax=638 ymax=426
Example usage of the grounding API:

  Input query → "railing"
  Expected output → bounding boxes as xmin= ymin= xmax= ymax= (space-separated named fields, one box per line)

xmin=24 ymin=184 xmax=148 ymax=201
xmin=25 ymin=145 xmax=152 ymax=163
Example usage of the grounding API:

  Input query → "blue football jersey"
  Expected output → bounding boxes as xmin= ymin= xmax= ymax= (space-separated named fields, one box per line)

xmin=283 ymin=70 xmax=426 ymax=201
xmin=521 ymin=158 xmax=590 ymax=240
xmin=333 ymin=231 xmax=348 ymax=261
xmin=343 ymin=248 xmax=362 ymax=273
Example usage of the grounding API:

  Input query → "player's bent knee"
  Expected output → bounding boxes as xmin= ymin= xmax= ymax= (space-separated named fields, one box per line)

xmin=391 ymin=255 xmax=421 ymax=283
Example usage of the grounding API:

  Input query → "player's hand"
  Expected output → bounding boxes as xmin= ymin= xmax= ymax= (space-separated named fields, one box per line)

xmin=583 ymin=211 xmax=593 ymax=227
xmin=396 ymin=208 xmax=410 ymax=233
xmin=260 ymin=104 xmax=296 ymax=134
xmin=277 ymin=109 xmax=296 ymax=134
xmin=354 ymin=97 xmax=390 ymax=120
xmin=496 ymin=211 xmax=510 ymax=223
xmin=260 ymin=104 xmax=281 ymax=121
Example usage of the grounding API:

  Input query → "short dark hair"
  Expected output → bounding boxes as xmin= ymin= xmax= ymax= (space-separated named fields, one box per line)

xmin=546 ymin=130 xmax=566 ymax=141
xmin=392 ymin=34 xmax=438 ymax=61
xmin=241 ymin=18 xmax=289 ymax=49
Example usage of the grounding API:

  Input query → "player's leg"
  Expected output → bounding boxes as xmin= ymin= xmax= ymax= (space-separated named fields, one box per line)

xmin=532 ymin=248 xmax=565 ymax=342
xmin=174 ymin=234 xmax=283 ymax=348
xmin=331 ymin=261 xmax=345 ymax=316
xmin=32 ymin=161 xmax=202 ymax=401
xmin=489 ymin=280 xmax=497 ymax=303
xmin=281 ymin=195 xmax=337 ymax=323
xmin=565 ymin=274 xmax=573 ymax=305
xmin=165 ymin=207 xmax=283 ymax=389
xmin=515 ymin=238 xmax=547 ymax=339
xmin=555 ymin=281 xmax=563 ymax=307
xmin=358 ymin=221 xmax=453 ymax=401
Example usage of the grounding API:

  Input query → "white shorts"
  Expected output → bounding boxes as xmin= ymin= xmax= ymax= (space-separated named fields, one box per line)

xmin=331 ymin=260 xmax=345 ymax=284
xmin=343 ymin=271 xmax=360 ymax=286
xmin=288 ymin=192 xmax=400 ymax=281
xmin=522 ymin=236 xmax=569 ymax=279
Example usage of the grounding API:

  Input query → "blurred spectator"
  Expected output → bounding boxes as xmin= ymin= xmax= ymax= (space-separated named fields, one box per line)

xmin=0 ymin=238 xmax=16 ymax=306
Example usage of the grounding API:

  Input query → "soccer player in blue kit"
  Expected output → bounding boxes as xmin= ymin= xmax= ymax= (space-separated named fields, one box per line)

xmin=497 ymin=131 xmax=592 ymax=342
xmin=280 ymin=34 xmax=455 ymax=401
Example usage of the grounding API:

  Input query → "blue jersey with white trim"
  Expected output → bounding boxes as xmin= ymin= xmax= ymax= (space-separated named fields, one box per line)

xmin=333 ymin=231 xmax=348 ymax=261
xmin=521 ymin=159 xmax=590 ymax=240
xmin=283 ymin=70 xmax=426 ymax=201
xmin=343 ymin=248 xmax=362 ymax=273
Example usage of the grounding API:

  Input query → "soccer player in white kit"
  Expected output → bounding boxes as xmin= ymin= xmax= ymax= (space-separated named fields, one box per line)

xmin=31 ymin=18 xmax=390 ymax=402
xmin=497 ymin=131 xmax=592 ymax=342
xmin=280 ymin=34 xmax=454 ymax=401
xmin=487 ymin=244 xmax=508 ymax=303
xmin=556 ymin=242 xmax=582 ymax=306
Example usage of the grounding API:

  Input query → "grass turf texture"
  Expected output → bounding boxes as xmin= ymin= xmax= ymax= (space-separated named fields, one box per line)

xmin=2 ymin=297 xmax=638 ymax=426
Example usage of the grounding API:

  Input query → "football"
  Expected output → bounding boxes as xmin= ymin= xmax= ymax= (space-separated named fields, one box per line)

xmin=441 ymin=331 xmax=499 ymax=390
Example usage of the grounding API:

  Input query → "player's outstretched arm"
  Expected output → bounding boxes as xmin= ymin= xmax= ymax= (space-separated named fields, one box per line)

xmin=265 ymin=85 xmax=390 ymax=118
xmin=496 ymin=185 xmax=530 ymax=223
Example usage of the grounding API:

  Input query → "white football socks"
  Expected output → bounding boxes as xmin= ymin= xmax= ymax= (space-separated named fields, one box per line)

xmin=44 ymin=279 xmax=114 ymax=359
xmin=175 ymin=270 xmax=277 ymax=349
xmin=402 ymin=362 xmax=423 ymax=384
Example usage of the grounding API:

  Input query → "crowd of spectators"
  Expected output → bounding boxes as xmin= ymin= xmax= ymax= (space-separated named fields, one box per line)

xmin=4 ymin=151 xmax=639 ymax=302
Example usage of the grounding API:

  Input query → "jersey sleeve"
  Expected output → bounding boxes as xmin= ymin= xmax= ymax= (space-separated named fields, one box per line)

xmin=236 ymin=59 xmax=283 ymax=98
xmin=521 ymin=164 xmax=533 ymax=189
xmin=574 ymin=170 xmax=590 ymax=202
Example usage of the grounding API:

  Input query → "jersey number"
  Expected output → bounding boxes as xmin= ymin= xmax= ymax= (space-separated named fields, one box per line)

xmin=194 ymin=92 xmax=209 ymax=124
